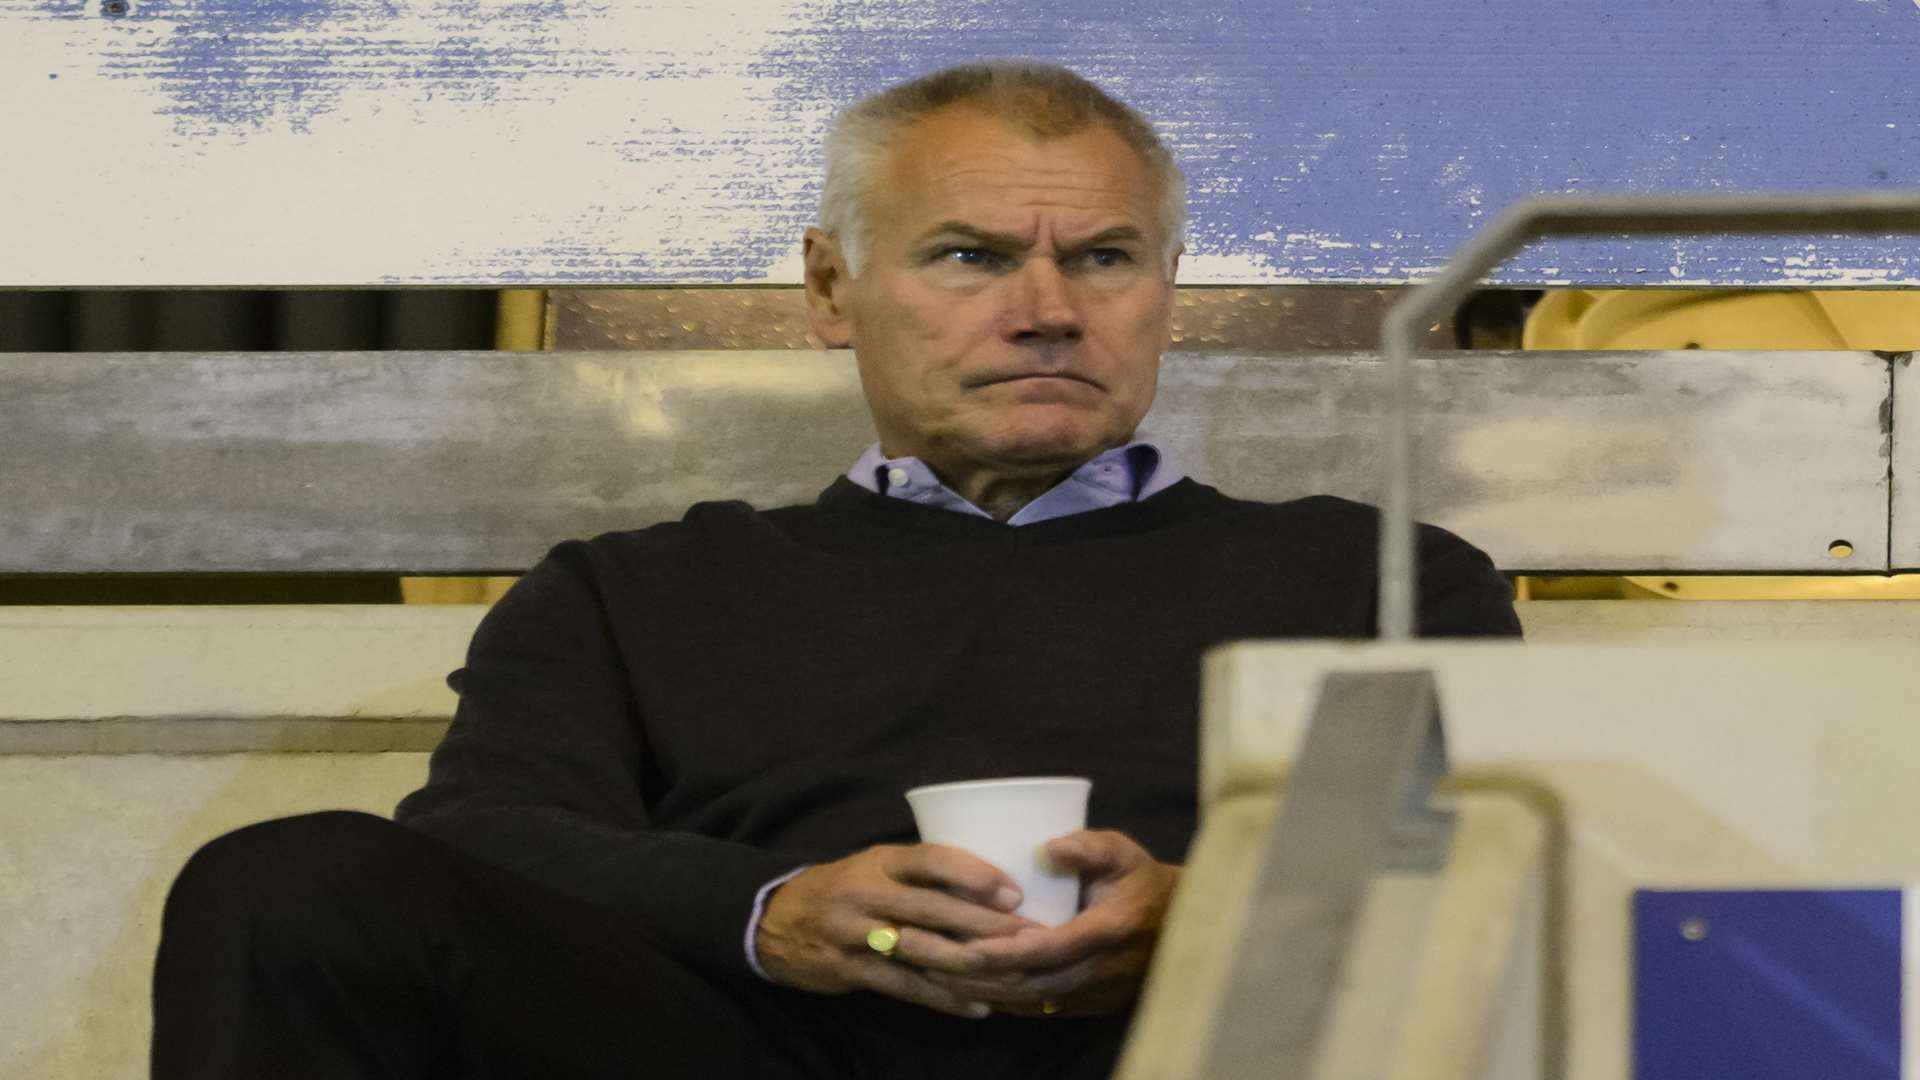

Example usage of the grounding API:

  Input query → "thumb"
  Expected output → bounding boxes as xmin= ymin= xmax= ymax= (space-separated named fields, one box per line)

xmin=1042 ymin=830 xmax=1136 ymax=876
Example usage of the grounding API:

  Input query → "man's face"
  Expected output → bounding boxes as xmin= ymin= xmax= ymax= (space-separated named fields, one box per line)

xmin=807 ymin=104 xmax=1179 ymax=477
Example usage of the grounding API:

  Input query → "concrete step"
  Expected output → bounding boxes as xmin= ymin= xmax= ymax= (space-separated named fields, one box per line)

xmin=8 ymin=600 xmax=1920 ymax=1077
xmin=2 ymin=752 xmax=428 ymax=1079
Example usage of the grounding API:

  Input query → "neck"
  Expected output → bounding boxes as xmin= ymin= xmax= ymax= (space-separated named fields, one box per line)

xmin=955 ymin=467 xmax=1079 ymax=521
xmin=880 ymin=436 xmax=1134 ymax=521
xmin=901 ymin=446 xmax=1092 ymax=522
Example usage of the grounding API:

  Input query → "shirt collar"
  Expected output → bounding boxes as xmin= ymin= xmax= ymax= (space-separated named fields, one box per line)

xmin=844 ymin=433 xmax=1183 ymax=525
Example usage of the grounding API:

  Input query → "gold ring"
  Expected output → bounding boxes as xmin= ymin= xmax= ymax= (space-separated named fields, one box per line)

xmin=866 ymin=926 xmax=901 ymax=957
xmin=1041 ymin=1000 xmax=1059 ymax=1015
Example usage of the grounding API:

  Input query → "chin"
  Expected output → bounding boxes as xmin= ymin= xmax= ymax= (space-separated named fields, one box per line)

xmin=973 ymin=416 xmax=1117 ymax=467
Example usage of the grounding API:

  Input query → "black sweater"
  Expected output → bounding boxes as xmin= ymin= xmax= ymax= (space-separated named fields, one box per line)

xmin=393 ymin=477 xmax=1522 ymax=980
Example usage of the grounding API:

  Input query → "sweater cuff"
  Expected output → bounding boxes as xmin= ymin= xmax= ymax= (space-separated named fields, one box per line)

xmin=743 ymin=865 xmax=813 ymax=982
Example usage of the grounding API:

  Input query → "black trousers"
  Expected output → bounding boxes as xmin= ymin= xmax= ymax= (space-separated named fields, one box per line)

xmin=151 ymin=811 xmax=1130 ymax=1079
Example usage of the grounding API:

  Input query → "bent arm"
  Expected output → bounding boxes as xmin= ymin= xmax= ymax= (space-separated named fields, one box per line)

xmin=1412 ymin=521 xmax=1524 ymax=639
xmin=393 ymin=543 xmax=808 ymax=981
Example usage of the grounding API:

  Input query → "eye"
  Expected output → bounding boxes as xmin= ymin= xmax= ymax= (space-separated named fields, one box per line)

xmin=937 ymin=246 xmax=1004 ymax=269
xmin=1079 ymin=248 xmax=1133 ymax=268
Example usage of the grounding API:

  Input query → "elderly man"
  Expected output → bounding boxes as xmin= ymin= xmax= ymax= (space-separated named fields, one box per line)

xmin=151 ymin=61 xmax=1519 ymax=1079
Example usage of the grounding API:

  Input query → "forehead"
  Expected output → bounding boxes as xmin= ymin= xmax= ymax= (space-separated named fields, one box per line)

xmin=873 ymin=105 xmax=1161 ymax=240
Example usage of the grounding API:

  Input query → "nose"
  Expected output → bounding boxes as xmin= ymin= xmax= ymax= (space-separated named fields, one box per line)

xmin=1010 ymin=259 xmax=1082 ymax=344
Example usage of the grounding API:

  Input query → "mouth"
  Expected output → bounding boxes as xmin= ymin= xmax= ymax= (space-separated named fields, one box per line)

xmin=969 ymin=372 xmax=1103 ymax=391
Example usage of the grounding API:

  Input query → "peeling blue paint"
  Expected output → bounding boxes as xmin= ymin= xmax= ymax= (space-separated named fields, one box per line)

xmin=18 ymin=0 xmax=1920 ymax=284
xmin=749 ymin=0 xmax=1920 ymax=285
xmin=74 ymin=0 xmax=616 ymax=135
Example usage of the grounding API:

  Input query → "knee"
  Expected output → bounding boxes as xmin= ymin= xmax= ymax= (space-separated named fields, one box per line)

xmin=165 ymin=810 xmax=415 ymax=926
xmin=156 ymin=812 xmax=442 ymax=1007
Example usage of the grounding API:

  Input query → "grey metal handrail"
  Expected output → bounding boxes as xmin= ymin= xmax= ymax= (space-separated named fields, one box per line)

xmin=1376 ymin=191 xmax=1920 ymax=639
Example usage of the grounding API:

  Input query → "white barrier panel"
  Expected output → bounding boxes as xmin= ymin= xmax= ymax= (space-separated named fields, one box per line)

xmin=1201 ymin=640 xmax=1920 ymax=1079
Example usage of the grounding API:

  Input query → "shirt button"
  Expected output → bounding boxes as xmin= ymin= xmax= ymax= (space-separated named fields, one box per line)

xmin=887 ymin=467 xmax=911 ymax=489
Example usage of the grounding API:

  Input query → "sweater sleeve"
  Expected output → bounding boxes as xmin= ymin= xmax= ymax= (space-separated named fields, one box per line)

xmin=1412 ymin=520 xmax=1525 ymax=639
xmin=392 ymin=542 xmax=810 ymax=982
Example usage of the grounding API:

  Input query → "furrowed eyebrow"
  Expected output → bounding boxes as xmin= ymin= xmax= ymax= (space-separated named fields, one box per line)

xmin=1072 ymin=225 xmax=1147 ymax=249
xmin=913 ymin=221 xmax=1148 ymax=252
xmin=913 ymin=222 xmax=1030 ymax=251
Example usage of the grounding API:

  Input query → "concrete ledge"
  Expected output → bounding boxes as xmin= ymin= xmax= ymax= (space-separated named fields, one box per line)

xmin=0 ymin=605 xmax=481 ymax=722
xmin=8 ymin=601 xmax=1920 ymax=754
xmin=1517 ymin=598 xmax=1920 ymax=642
xmin=9 ymin=602 xmax=1920 ymax=1077
xmin=0 ymin=717 xmax=452 ymax=755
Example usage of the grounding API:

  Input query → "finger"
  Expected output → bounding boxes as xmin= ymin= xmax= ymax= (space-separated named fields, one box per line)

xmin=840 ymin=878 xmax=1037 ymax=945
xmin=885 ymin=844 xmax=1024 ymax=911
xmin=815 ymin=903 xmax=1016 ymax=975
xmin=885 ymin=924 xmax=1008 ymax=976
xmin=853 ymin=956 xmax=993 ymax=1020
xmin=874 ymin=884 xmax=1039 ymax=943
xmin=928 ymin=956 xmax=1101 ymax=1007
xmin=969 ymin=912 xmax=1126 ymax=972
xmin=1002 ymin=977 xmax=1140 ymax=1020
xmin=1043 ymin=830 xmax=1143 ymax=875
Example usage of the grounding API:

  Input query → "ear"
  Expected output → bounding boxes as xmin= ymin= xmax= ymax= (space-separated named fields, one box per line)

xmin=1162 ymin=244 xmax=1183 ymax=348
xmin=803 ymin=228 xmax=854 ymax=348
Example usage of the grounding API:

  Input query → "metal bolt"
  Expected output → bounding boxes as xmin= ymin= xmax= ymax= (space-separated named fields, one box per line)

xmin=1679 ymin=918 xmax=1708 ymax=942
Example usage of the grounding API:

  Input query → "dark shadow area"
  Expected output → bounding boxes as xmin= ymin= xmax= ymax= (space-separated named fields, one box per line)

xmin=0 ymin=289 xmax=496 ymax=351
xmin=0 ymin=575 xmax=403 ymax=605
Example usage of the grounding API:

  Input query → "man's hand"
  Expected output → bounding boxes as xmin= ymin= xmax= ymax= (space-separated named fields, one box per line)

xmin=756 ymin=843 xmax=1042 ymax=1018
xmin=924 ymin=830 xmax=1179 ymax=1018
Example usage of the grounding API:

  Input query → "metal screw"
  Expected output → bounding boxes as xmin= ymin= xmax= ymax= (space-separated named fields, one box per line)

xmin=1679 ymin=918 xmax=1708 ymax=942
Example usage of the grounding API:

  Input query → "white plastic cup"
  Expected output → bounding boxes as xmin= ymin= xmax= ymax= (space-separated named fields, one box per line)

xmin=905 ymin=776 xmax=1092 ymax=926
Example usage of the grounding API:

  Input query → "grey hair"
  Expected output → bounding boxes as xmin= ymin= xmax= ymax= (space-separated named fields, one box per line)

xmin=817 ymin=61 xmax=1186 ymax=279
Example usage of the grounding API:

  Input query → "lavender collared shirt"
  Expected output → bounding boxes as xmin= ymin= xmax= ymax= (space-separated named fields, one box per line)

xmin=742 ymin=433 xmax=1184 ymax=980
xmin=843 ymin=434 xmax=1183 ymax=520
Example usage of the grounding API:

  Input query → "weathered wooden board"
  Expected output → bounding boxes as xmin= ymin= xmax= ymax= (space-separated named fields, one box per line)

xmin=1890 ymin=352 xmax=1920 ymax=569
xmin=0 ymin=349 xmax=1892 ymax=573
xmin=4 ymin=1 xmax=1918 ymax=287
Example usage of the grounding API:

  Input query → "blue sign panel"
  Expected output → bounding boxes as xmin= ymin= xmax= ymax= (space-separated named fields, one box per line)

xmin=1635 ymin=889 xmax=1902 ymax=1080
